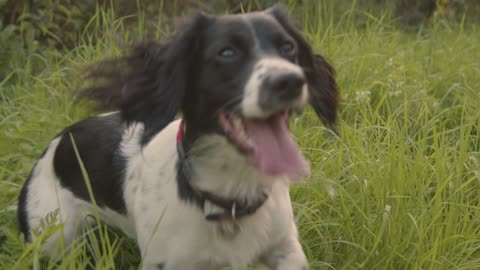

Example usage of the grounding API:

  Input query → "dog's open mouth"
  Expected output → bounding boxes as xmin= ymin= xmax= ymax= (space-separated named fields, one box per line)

xmin=219 ymin=110 xmax=310 ymax=178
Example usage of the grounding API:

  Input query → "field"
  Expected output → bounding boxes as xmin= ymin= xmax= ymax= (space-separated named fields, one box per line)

xmin=1 ymin=1 xmax=480 ymax=269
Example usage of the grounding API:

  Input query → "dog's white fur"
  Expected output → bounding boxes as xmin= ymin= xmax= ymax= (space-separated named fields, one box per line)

xmin=24 ymin=117 xmax=308 ymax=270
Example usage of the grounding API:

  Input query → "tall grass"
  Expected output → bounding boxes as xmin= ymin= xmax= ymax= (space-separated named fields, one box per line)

xmin=1 ymin=1 xmax=479 ymax=269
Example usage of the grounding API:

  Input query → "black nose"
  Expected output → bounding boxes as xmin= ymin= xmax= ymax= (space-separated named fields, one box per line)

xmin=269 ymin=73 xmax=305 ymax=100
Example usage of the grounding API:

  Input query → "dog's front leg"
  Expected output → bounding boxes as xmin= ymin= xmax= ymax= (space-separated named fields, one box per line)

xmin=261 ymin=232 xmax=309 ymax=270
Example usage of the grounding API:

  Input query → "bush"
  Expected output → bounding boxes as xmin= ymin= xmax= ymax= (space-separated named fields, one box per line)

xmin=1 ymin=0 xmax=479 ymax=83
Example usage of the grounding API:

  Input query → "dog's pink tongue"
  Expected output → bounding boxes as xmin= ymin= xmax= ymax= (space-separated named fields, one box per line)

xmin=244 ymin=113 xmax=310 ymax=178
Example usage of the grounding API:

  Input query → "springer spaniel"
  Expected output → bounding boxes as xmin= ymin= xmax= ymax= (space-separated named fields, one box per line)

xmin=18 ymin=6 xmax=338 ymax=270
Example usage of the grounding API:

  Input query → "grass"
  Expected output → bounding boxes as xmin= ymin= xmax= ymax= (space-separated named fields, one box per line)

xmin=1 ymin=1 xmax=480 ymax=269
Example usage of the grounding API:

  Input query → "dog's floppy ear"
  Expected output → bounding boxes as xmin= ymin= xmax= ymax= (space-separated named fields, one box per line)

xmin=268 ymin=6 xmax=338 ymax=129
xmin=80 ymin=12 xmax=210 ymax=142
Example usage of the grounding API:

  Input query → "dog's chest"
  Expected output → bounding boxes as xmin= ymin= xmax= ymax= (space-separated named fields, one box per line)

xmin=121 ymin=121 xmax=295 ymax=268
xmin=170 ymin=201 xmax=292 ymax=269
xmin=127 ymin=177 xmax=293 ymax=268
xmin=130 ymin=183 xmax=293 ymax=269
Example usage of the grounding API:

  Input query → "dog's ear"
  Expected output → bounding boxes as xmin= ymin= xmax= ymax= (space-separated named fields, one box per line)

xmin=80 ymin=12 xmax=210 ymax=142
xmin=267 ymin=6 xmax=338 ymax=129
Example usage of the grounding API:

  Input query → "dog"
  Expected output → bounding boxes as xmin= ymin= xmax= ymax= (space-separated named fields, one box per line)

xmin=17 ymin=6 xmax=338 ymax=270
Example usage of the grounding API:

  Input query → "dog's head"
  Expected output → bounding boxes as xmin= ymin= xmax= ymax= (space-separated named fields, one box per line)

xmin=82 ymin=6 xmax=338 ymax=178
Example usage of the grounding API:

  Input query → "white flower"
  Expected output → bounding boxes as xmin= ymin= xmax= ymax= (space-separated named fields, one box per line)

xmin=355 ymin=90 xmax=371 ymax=103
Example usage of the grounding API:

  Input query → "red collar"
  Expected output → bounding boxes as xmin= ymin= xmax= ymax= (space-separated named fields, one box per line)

xmin=176 ymin=119 xmax=185 ymax=146
xmin=176 ymin=119 xmax=186 ymax=159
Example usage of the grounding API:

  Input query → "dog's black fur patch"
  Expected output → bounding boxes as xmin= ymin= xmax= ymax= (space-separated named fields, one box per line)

xmin=53 ymin=113 xmax=127 ymax=213
xmin=18 ymin=171 xmax=33 ymax=240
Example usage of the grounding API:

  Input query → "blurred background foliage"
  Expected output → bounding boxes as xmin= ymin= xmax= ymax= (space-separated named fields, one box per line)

xmin=1 ymin=0 xmax=479 ymax=83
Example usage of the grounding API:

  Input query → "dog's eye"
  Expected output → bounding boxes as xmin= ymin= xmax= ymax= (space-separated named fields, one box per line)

xmin=279 ymin=41 xmax=295 ymax=55
xmin=218 ymin=47 xmax=237 ymax=58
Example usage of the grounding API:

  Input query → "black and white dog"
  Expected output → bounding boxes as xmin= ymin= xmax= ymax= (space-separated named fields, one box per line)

xmin=18 ymin=6 xmax=337 ymax=270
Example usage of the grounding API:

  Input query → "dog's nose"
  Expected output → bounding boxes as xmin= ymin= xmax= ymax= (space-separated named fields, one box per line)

xmin=269 ymin=73 xmax=305 ymax=100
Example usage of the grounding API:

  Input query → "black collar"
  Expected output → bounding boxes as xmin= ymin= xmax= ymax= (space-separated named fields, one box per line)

xmin=193 ymin=188 xmax=268 ymax=221
xmin=176 ymin=119 xmax=269 ymax=221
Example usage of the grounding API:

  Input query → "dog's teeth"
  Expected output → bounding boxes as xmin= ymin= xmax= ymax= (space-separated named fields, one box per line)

xmin=233 ymin=117 xmax=249 ymax=140
xmin=238 ymin=126 xmax=247 ymax=139
xmin=233 ymin=118 xmax=242 ymax=130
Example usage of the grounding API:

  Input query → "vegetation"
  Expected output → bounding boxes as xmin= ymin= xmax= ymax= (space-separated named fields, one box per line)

xmin=1 ymin=0 xmax=479 ymax=269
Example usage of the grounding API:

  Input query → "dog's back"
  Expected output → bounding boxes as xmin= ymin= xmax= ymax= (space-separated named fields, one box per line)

xmin=18 ymin=113 xmax=129 ymax=243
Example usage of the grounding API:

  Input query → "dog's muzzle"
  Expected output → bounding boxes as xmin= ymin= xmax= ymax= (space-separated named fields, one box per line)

xmin=242 ymin=57 xmax=309 ymax=119
xmin=259 ymin=70 xmax=307 ymax=113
